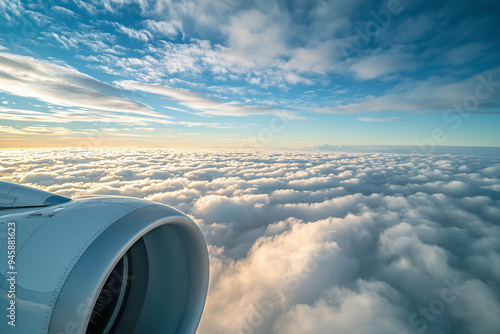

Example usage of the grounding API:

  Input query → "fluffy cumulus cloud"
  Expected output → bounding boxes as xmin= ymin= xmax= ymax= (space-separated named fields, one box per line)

xmin=1 ymin=149 xmax=499 ymax=334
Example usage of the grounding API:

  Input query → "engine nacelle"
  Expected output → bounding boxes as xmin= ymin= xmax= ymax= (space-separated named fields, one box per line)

xmin=0 ymin=181 xmax=209 ymax=334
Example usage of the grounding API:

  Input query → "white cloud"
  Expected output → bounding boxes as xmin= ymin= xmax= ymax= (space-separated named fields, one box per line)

xmin=111 ymin=22 xmax=153 ymax=42
xmin=350 ymin=46 xmax=418 ymax=80
xmin=0 ymin=106 xmax=244 ymax=131
xmin=52 ymin=6 xmax=78 ymax=18
xmin=284 ymin=39 xmax=342 ymax=74
xmin=274 ymin=280 xmax=408 ymax=334
xmin=314 ymin=66 xmax=500 ymax=114
xmin=447 ymin=43 xmax=488 ymax=66
xmin=0 ymin=0 xmax=24 ymax=18
xmin=143 ymin=19 xmax=183 ymax=39
xmin=3 ymin=0 xmax=499 ymax=93
xmin=358 ymin=117 xmax=410 ymax=122
xmin=0 ymin=107 xmax=166 ymax=125
xmin=117 ymin=80 xmax=300 ymax=118
xmin=62 ymin=2 xmax=350 ymax=86
xmin=43 ymin=30 xmax=123 ymax=55
xmin=221 ymin=8 xmax=290 ymax=69
xmin=0 ymin=125 xmax=71 ymax=136
xmin=72 ymin=0 xmax=98 ymax=14
xmin=1 ymin=148 xmax=499 ymax=334
xmin=0 ymin=52 xmax=165 ymax=117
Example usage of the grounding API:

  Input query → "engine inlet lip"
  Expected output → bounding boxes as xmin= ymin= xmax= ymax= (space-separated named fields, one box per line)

xmin=47 ymin=204 xmax=209 ymax=334
xmin=86 ymin=251 xmax=132 ymax=334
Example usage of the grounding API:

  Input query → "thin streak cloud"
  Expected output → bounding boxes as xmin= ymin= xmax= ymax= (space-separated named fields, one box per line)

xmin=0 ymin=52 xmax=161 ymax=117
xmin=358 ymin=117 xmax=410 ymax=122
xmin=117 ymin=80 xmax=301 ymax=118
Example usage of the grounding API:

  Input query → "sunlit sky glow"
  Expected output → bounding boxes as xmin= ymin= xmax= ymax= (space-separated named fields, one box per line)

xmin=0 ymin=0 xmax=499 ymax=148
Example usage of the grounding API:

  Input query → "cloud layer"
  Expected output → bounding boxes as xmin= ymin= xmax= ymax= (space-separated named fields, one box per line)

xmin=1 ymin=149 xmax=499 ymax=334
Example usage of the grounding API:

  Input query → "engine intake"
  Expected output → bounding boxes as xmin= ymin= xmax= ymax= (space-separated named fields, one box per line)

xmin=0 ymin=181 xmax=209 ymax=334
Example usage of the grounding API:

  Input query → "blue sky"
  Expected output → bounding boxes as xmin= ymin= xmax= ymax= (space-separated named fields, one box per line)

xmin=0 ymin=0 xmax=499 ymax=148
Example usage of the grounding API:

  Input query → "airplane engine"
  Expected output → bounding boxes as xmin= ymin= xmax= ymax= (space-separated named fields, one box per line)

xmin=0 ymin=181 xmax=209 ymax=334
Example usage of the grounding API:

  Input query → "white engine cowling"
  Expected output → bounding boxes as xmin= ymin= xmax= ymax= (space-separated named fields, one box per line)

xmin=0 ymin=181 xmax=209 ymax=334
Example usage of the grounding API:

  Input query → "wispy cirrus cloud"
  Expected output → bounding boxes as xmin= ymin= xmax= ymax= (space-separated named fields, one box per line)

xmin=0 ymin=52 xmax=165 ymax=117
xmin=51 ymin=6 xmax=78 ymax=18
xmin=110 ymin=21 xmax=153 ymax=42
xmin=0 ymin=107 xmax=243 ymax=131
xmin=117 ymin=80 xmax=301 ymax=118
xmin=0 ymin=125 xmax=71 ymax=136
xmin=314 ymin=66 xmax=500 ymax=114
xmin=143 ymin=19 xmax=183 ymax=39
xmin=358 ymin=117 xmax=410 ymax=122
xmin=0 ymin=52 xmax=248 ymax=133
xmin=42 ymin=30 xmax=122 ymax=54
xmin=349 ymin=46 xmax=418 ymax=80
xmin=0 ymin=107 xmax=170 ymax=125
